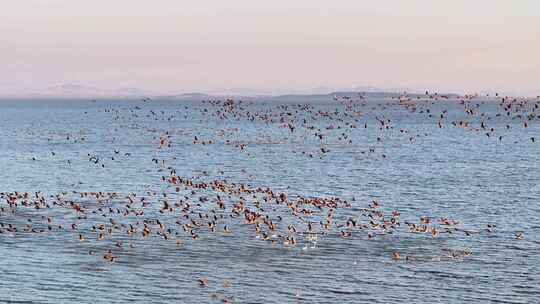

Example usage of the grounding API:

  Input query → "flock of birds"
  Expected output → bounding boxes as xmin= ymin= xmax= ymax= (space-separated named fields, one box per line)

xmin=2 ymin=91 xmax=538 ymax=300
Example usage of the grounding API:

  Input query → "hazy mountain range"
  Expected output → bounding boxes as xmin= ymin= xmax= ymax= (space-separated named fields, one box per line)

xmin=0 ymin=83 xmax=429 ymax=99
xmin=0 ymin=83 xmax=536 ymax=99
xmin=2 ymin=84 xmax=155 ymax=98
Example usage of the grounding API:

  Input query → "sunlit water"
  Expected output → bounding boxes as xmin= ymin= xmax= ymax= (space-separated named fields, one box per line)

xmin=0 ymin=96 xmax=539 ymax=303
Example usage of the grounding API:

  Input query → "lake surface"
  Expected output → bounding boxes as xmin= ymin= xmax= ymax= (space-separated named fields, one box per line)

xmin=0 ymin=95 xmax=539 ymax=303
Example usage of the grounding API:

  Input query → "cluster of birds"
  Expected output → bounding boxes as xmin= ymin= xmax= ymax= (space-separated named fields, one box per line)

xmin=0 ymin=180 xmax=512 ymax=258
xmin=2 ymin=91 xmax=535 ymax=295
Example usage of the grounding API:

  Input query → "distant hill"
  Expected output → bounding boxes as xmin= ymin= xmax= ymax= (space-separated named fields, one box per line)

xmin=154 ymin=90 xmax=463 ymax=104
xmin=156 ymin=93 xmax=215 ymax=101
xmin=0 ymin=83 xmax=463 ymax=100
xmin=25 ymin=84 xmax=154 ymax=98
xmin=43 ymin=84 xmax=106 ymax=97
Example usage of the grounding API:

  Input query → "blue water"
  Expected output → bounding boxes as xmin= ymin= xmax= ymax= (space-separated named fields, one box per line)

xmin=0 ymin=96 xmax=539 ymax=303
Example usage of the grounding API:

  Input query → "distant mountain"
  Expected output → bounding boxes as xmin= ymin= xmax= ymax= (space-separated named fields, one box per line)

xmin=32 ymin=84 xmax=154 ymax=98
xmin=155 ymin=90 xmax=461 ymax=103
xmin=43 ymin=84 xmax=105 ymax=97
xmin=202 ymin=86 xmax=393 ymax=96
xmin=0 ymin=83 xmax=468 ymax=100
xmin=114 ymin=87 xmax=152 ymax=96
xmin=0 ymin=81 xmax=39 ymax=97
xmin=156 ymin=93 xmax=215 ymax=101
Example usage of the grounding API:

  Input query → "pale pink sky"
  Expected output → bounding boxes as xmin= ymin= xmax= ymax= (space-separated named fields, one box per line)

xmin=1 ymin=0 xmax=539 ymax=95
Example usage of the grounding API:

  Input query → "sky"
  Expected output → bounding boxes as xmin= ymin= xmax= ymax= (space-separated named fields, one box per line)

xmin=1 ymin=0 xmax=539 ymax=96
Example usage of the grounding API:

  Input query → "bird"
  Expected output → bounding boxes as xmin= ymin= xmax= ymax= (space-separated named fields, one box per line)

xmin=198 ymin=277 xmax=209 ymax=286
